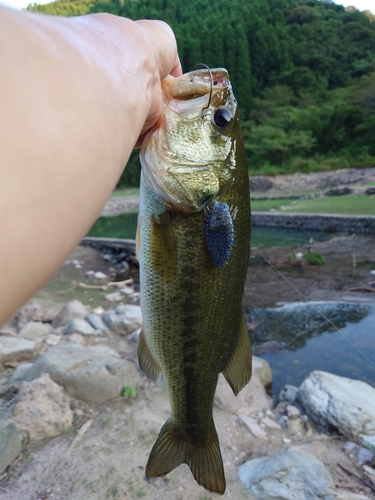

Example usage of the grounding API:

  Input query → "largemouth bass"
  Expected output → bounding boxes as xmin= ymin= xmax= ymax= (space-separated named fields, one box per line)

xmin=137 ymin=68 xmax=251 ymax=495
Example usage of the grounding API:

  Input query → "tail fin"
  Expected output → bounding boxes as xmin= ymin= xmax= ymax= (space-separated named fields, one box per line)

xmin=145 ymin=420 xmax=226 ymax=495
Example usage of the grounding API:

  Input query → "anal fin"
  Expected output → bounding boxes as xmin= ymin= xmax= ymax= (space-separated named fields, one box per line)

xmin=146 ymin=420 xmax=226 ymax=495
xmin=222 ymin=315 xmax=252 ymax=396
xmin=137 ymin=329 xmax=162 ymax=382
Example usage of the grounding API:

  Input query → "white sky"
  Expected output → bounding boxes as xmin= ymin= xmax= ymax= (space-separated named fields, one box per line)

xmin=0 ymin=0 xmax=374 ymax=14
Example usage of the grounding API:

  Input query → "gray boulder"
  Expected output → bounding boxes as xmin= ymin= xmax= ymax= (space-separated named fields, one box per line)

xmin=11 ymin=373 xmax=73 ymax=441
xmin=252 ymin=356 xmax=272 ymax=389
xmin=23 ymin=344 xmax=141 ymax=405
xmin=298 ymin=371 xmax=375 ymax=448
xmin=279 ymin=384 xmax=299 ymax=405
xmin=102 ymin=305 xmax=142 ymax=335
xmin=18 ymin=321 xmax=53 ymax=340
xmin=8 ymin=363 xmax=34 ymax=388
xmin=52 ymin=300 xmax=89 ymax=328
xmin=238 ymin=450 xmax=335 ymax=500
xmin=0 ymin=336 xmax=36 ymax=364
xmin=0 ymin=422 xmax=23 ymax=474
xmin=85 ymin=314 xmax=108 ymax=334
xmin=65 ymin=318 xmax=97 ymax=336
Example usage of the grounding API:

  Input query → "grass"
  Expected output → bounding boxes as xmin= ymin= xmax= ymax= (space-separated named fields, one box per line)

xmin=252 ymin=195 xmax=375 ymax=216
xmin=251 ymin=198 xmax=297 ymax=211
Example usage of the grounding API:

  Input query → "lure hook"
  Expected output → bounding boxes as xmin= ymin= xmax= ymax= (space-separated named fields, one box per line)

xmin=192 ymin=63 xmax=213 ymax=118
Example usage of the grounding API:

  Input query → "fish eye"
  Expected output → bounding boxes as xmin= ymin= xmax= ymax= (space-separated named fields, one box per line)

xmin=212 ymin=108 xmax=232 ymax=129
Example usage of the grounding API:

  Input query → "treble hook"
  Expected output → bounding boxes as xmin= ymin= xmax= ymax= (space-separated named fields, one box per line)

xmin=192 ymin=63 xmax=213 ymax=118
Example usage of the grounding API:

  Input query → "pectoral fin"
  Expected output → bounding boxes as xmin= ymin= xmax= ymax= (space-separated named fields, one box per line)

xmin=137 ymin=329 xmax=162 ymax=382
xmin=222 ymin=315 xmax=252 ymax=396
xmin=150 ymin=211 xmax=176 ymax=282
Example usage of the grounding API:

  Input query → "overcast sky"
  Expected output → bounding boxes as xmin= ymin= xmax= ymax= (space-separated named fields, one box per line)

xmin=0 ymin=0 xmax=373 ymax=16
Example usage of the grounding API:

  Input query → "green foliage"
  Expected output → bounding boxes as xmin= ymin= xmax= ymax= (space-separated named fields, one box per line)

xmin=122 ymin=385 xmax=138 ymax=398
xmin=26 ymin=0 xmax=375 ymax=182
xmin=306 ymin=251 xmax=326 ymax=265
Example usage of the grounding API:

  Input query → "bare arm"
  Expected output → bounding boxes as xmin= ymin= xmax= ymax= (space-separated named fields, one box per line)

xmin=0 ymin=6 xmax=182 ymax=325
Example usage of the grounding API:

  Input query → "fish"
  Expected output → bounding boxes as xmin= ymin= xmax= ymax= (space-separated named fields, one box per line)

xmin=137 ymin=67 xmax=251 ymax=495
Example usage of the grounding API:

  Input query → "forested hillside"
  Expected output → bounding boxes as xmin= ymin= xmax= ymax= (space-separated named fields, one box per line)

xmin=27 ymin=0 xmax=375 ymax=182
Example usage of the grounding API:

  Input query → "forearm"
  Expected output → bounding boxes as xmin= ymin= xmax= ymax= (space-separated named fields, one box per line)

xmin=0 ymin=6 xmax=180 ymax=324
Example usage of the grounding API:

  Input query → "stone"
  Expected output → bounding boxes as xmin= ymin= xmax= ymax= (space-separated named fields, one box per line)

xmin=286 ymin=404 xmax=301 ymax=419
xmin=23 ymin=344 xmax=141 ymax=405
xmin=252 ymin=356 xmax=272 ymax=389
xmin=335 ymin=493 xmax=371 ymax=500
xmin=67 ymin=333 xmax=86 ymax=345
xmin=85 ymin=314 xmax=108 ymax=334
xmin=65 ymin=318 xmax=97 ymax=336
xmin=279 ymin=384 xmax=299 ymax=405
xmin=238 ymin=451 xmax=335 ymax=500
xmin=287 ymin=417 xmax=305 ymax=435
xmin=278 ymin=416 xmax=289 ymax=427
xmin=94 ymin=271 xmax=107 ymax=279
xmin=18 ymin=321 xmax=53 ymax=340
xmin=343 ymin=441 xmax=358 ymax=454
xmin=44 ymin=334 xmax=61 ymax=347
xmin=105 ymin=292 xmax=123 ymax=302
xmin=11 ymin=374 xmax=73 ymax=441
xmin=8 ymin=363 xmax=34 ymax=388
xmin=298 ymin=371 xmax=375 ymax=448
xmin=260 ymin=416 xmax=281 ymax=430
xmin=238 ymin=414 xmax=267 ymax=439
xmin=52 ymin=300 xmax=89 ymax=328
xmin=102 ymin=305 xmax=143 ymax=336
xmin=0 ymin=336 xmax=36 ymax=364
xmin=0 ymin=422 xmax=23 ymax=474
xmin=14 ymin=301 xmax=53 ymax=329
xmin=214 ymin=372 xmax=272 ymax=414
xmin=358 ymin=446 xmax=374 ymax=463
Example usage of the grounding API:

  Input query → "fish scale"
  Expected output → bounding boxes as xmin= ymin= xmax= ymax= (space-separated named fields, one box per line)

xmin=137 ymin=67 xmax=251 ymax=495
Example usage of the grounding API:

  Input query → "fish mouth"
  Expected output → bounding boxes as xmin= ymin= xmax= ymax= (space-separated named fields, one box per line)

xmin=163 ymin=68 xmax=230 ymax=102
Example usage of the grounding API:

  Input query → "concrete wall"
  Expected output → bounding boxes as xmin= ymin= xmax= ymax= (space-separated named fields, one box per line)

xmin=252 ymin=212 xmax=375 ymax=234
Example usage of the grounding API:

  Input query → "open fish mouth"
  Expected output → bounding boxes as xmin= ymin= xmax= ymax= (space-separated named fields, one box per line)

xmin=140 ymin=68 xmax=238 ymax=212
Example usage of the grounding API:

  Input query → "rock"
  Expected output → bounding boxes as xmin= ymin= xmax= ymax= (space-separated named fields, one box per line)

xmin=238 ymin=451 xmax=335 ymax=500
xmin=298 ymin=371 xmax=375 ymax=448
xmin=335 ymin=493 xmax=371 ymax=500
xmin=279 ymin=384 xmax=299 ymax=405
xmin=278 ymin=416 xmax=289 ymax=427
xmin=8 ymin=363 xmax=34 ymax=388
xmin=286 ymin=404 xmax=301 ymax=419
xmin=105 ymin=292 xmax=123 ymax=302
xmin=343 ymin=441 xmax=358 ymax=454
xmin=23 ymin=344 xmax=141 ymax=405
xmin=52 ymin=300 xmax=89 ymax=328
xmin=44 ymin=334 xmax=61 ymax=347
xmin=363 ymin=465 xmax=375 ymax=485
xmin=0 ymin=337 xmax=36 ymax=364
xmin=102 ymin=305 xmax=143 ymax=336
xmin=238 ymin=414 xmax=267 ymax=439
xmin=67 ymin=333 xmax=86 ymax=345
xmin=94 ymin=271 xmax=107 ymax=279
xmin=287 ymin=417 xmax=305 ymax=435
xmin=120 ymin=287 xmax=134 ymax=296
xmin=260 ymin=416 xmax=281 ymax=430
xmin=214 ymin=372 xmax=272 ymax=414
xmin=18 ymin=321 xmax=53 ymax=340
xmin=252 ymin=356 xmax=272 ymax=389
xmin=14 ymin=301 xmax=53 ymax=329
xmin=85 ymin=314 xmax=108 ymax=334
xmin=0 ymin=422 xmax=23 ymax=474
xmin=11 ymin=374 xmax=73 ymax=441
xmin=358 ymin=446 xmax=374 ymax=463
xmin=65 ymin=318 xmax=97 ymax=336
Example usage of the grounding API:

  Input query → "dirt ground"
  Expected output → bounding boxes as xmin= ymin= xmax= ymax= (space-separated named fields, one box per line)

xmin=1 ymin=167 xmax=375 ymax=500
xmin=1 ymin=233 xmax=375 ymax=500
